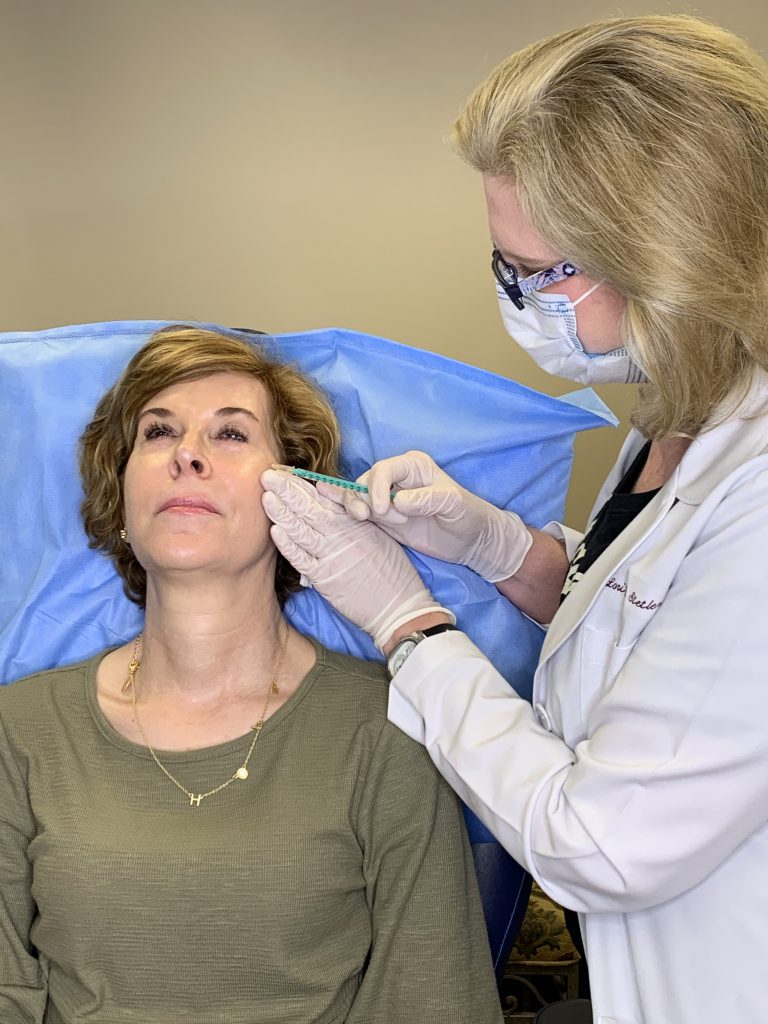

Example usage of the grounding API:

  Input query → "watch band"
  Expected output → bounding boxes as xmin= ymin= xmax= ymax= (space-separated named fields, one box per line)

xmin=417 ymin=623 xmax=459 ymax=640
xmin=387 ymin=623 xmax=459 ymax=678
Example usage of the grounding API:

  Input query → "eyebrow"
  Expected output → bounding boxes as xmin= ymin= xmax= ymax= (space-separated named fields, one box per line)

xmin=216 ymin=406 xmax=259 ymax=422
xmin=138 ymin=406 xmax=260 ymax=422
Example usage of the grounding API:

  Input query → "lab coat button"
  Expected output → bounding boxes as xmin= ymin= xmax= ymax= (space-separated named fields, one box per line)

xmin=534 ymin=702 xmax=552 ymax=731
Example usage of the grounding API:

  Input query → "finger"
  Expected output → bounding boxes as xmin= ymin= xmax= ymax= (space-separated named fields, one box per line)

xmin=314 ymin=480 xmax=350 ymax=507
xmin=344 ymin=472 xmax=375 ymax=518
xmin=367 ymin=463 xmax=400 ymax=516
xmin=262 ymin=471 xmax=344 ymax=529
xmin=261 ymin=492 xmax=328 ymax=554
xmin=261 ymin=468 xmax=318 ymax=502
xmin=261 ymin=489 xmax=282 ymax=526
xmin=310 ymin=483 xmax=348 ymax=512
xmin=372 ymin=451 xmax=436 ymax=487
xmin=392 ymin=483 xmax=460 ymax=519
xmin=346 ymin=494 xmax=373 ymax=521
xmin=269 ymin=524 xmax=319 ymax=578
xmin=366 ymin=451 xmax=435 ymax=515
xmin=314 ymin=478 xmax=375 ymax=521
xmin=368 ymin=503 xmax=410 ymax=527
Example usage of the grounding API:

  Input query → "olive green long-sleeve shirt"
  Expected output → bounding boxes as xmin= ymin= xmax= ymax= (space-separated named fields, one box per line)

xmin=0 ymin=641 xmax=502 ymax=1024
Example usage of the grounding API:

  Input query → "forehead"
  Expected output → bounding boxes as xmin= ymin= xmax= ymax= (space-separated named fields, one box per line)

xmin=482 ymin=174 xmax=560 ymax=264
xmin=141 ymin=372 xmax=270 ymax=416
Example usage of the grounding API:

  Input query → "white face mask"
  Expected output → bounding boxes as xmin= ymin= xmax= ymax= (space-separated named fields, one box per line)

xmin=496 ymin=282 xmax=647 ymax=385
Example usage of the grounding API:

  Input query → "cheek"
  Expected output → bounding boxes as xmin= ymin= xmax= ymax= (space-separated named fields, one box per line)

xmin=247 ymin=448 xmax=280 ymax=495
xmin=576 ymin=286 xmax=626 ymax=350
xmin=596 ymin=284 xmax=626 ymax=319
xmin=122 ymin=454 xmax=163 ymax=523
xmin=232 ymin=465 xmax=274 ymax=529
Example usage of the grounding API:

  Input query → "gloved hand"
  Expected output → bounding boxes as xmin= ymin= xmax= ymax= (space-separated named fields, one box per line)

xmin=260 ymin=469 xmax=455 ymax=650
xmin=317 ymin=450 xmax=533 ymax=584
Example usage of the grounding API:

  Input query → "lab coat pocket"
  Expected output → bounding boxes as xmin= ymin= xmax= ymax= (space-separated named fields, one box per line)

xmin=579 ymin=625 xmax=637 ymax=731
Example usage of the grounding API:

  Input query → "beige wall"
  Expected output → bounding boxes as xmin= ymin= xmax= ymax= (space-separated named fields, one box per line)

xmin=1 ymin=0 xmax=765 ymax=525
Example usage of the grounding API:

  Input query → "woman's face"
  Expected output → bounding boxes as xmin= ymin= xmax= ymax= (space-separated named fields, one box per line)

xmin=123 ymin=372 xmax=281 ymax=583
xmin=483 ymin=174 xmax=626 ymax=354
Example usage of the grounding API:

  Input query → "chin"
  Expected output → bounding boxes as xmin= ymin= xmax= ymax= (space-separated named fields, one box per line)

xmin=140 ymin=538 xmax=276 ymax=579
xmin=138 ymin=539 xmax=223 ymax=572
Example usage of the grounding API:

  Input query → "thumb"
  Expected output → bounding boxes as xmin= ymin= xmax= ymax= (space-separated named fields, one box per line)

xmin=314 ymin=480 xmax=349 ymax=507
xmin=392 ymin=483 xmax=462 ymax=519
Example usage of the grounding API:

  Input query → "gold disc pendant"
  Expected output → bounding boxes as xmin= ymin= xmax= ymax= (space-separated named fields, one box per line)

xmin=236 ymin=767 xmax=249 ymax=780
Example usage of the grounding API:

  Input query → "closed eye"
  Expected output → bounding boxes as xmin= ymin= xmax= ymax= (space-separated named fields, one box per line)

xmin=143 ymin=420 xmax=175 ymax=440
xmin=141 ymin=420 xmax=249 ymax=442
xmin=216 ymin=424 xmax=248 ymax=442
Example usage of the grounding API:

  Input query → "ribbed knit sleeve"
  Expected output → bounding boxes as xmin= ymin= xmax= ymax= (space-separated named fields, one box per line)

xmin=347 ymin=720 xmax=503 ymax=1023
xmin=0 ymin=714 xmax=47 ymax=1023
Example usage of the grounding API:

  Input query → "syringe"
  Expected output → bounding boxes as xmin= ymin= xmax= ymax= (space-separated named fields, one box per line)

xmin=272 ymin=464 xmax=396 ymax=499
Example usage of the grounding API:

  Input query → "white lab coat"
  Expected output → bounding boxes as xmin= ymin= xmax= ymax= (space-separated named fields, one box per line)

xmin=388 ymin=374 xmax=768 ymax=1024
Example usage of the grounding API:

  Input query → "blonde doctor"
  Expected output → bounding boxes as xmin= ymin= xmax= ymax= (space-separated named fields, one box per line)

xmin=261 ymin=15 xmax=768 ymax=1024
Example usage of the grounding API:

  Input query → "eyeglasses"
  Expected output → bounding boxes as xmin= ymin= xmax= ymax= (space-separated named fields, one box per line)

xmin=491 ymin=248 xmax=581 ymax=310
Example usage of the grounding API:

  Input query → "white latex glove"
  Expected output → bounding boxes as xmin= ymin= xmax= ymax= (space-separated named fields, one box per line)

xmin=317 ymin=450 xmax=533 ymax=584
xmin=260 ymin=469 xmax=455 ymax=651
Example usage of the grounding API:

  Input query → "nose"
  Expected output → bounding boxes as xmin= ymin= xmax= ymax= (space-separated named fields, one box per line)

xmin=171 ymin=437 xmax=211 ymax=478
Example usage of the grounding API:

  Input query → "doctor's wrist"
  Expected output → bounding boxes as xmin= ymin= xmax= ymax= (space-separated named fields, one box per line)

xmin=494 ymin=526 xmax=571 ymax=623
xmin=382 ymin=611 xmax=456 ymax=656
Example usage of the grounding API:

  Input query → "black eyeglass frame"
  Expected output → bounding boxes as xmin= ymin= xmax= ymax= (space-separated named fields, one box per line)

xmin=491 ymin=248 xmax=581 ymax=310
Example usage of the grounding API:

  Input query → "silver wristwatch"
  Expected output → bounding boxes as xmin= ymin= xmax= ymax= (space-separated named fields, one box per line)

xmin=387 ymin=623 xmax=458 ymax=678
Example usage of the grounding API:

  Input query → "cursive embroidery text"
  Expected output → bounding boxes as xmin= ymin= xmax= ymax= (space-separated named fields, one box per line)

xmin=605 ymin=577 xmax=662 ymax=611
xmin=628 ymin=591 xmax=662 ymax=611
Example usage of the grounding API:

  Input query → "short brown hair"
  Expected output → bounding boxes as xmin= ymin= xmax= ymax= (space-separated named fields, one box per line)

xmin=453 ymin=15 xmax=768 ymax=438
xmin=79 ymin=325 xmax=340 ymax=606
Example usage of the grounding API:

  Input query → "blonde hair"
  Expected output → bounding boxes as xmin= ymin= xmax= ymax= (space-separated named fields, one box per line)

xmin=453 ymin=14 xmax=768 ymax=438
xmin=79 ymin=325 xmax=340 ymax=607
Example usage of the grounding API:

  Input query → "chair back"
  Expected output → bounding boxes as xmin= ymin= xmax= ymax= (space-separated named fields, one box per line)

xmin=534 ymin=998 xmax=593 ymax=1024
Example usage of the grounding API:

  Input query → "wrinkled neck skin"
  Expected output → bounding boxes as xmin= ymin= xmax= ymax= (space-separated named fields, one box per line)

xmin=137 ymin=559 xmax=286 ymax=700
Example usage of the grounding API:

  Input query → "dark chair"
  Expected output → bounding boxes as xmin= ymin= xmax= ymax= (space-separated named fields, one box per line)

xmin=534 ymin=998 xmax=593 ymax=1023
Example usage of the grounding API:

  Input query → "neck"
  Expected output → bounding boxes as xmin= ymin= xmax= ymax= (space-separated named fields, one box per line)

xmin=635 ymin=436 xmax=694 ymax=492
xmin=138 ymin=572 xmax=286 ymax=699
xmin=651 ymin=435 xmax=693 ymax=477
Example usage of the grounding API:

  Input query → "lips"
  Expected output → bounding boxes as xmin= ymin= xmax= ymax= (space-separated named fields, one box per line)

xmin=157 ymin=496 xmax=220 ymax=514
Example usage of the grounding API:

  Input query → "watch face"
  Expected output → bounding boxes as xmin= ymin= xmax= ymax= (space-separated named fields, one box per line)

xmin=389 ymin=638 xmax=418 ymax=676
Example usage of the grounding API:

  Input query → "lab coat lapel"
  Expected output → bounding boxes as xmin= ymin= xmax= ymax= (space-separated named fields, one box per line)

xmin=538 ymin=482 xmax=678 ymax=666
xmin=538 ymin=370 xmax=768 ymax=669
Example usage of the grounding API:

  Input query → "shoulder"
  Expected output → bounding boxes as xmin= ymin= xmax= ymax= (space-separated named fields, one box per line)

xmin=315 ymin=649 xmax=441 ymax=759
xmin=691 ymin=458 xmax=768 ymax=547
xmin=306 ymin=644 xmax=438 ymax=766
xmin=674 ymin=389 xmax=768 ymax=504
xmin=2 ymin=658 xmax=85 ymax=698
xmin=313 ymin=644 xmax=389 ymax=702
xmin=0 ymin=651 xmax=103 ymax=732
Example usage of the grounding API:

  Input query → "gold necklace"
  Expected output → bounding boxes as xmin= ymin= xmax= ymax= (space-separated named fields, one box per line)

xmin=124 ymin=625 xmax=289 ymax=808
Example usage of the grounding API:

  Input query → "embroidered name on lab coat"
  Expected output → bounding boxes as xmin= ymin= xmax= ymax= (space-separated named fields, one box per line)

xmin=606 ymin=576 xmax=662 ymax=610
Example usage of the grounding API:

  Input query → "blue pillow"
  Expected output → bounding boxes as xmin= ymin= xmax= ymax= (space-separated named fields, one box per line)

xmin=0 ymin=321 xmax=614 ymax=694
